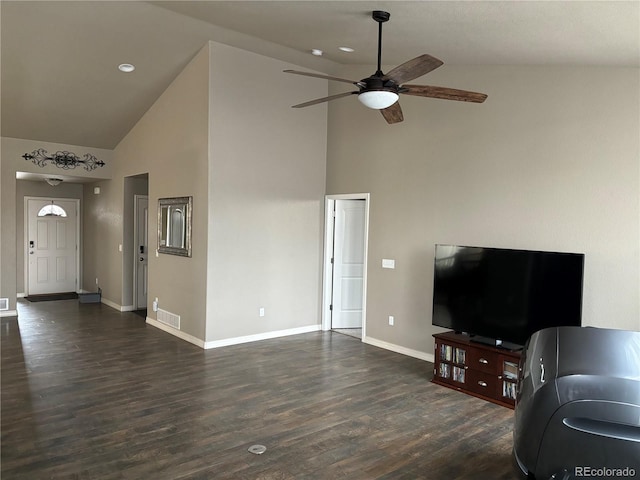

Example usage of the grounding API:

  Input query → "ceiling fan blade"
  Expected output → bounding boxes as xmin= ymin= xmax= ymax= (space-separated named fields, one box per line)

xmin=380 ymin=101 xmax=404 ymax=124
xmin=402 ymin=85 xmax=488 ymax=103
xmin=383 ymin=54 xmax=444 ymax=84
xmin=284 ymin=70 xmax=363 ymax=86
xmin=292 ymin=91 xmax=358 ymax=108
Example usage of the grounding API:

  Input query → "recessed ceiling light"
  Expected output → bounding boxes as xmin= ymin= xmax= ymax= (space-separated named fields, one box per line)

xmin=311 ymin=49 xmax=323 ymax=56
xmin=338 ymin=46 xmax=355 ymax=53
xmin=118 ymin=63 xmax=135 ymax=73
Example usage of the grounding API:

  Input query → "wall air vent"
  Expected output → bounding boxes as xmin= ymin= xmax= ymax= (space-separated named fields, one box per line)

xmin=157 ymin=308 xmax=180 ymax=330
xmin=0 ymin=298 xmax=9 ymax=311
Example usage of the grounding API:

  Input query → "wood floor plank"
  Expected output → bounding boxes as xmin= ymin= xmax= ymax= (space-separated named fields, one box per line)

xmin=2 ymin=299 xmax=518 ymax=479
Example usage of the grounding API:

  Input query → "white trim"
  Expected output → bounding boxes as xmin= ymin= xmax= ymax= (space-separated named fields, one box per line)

xmin=145 ymin=319 xmax=321 ymax=350
xmin=364 ymin=335 xmax=434 ymax=363
xmin=322 ymin=193 xmax=370 ymax=340
xmin=100 ymin=297 xmax=120 ymax=310
xmin=146 ymin=317 xmax=205 ymax=348
xmin=203 ymin=324 xmax=321 ymax=349
xmin=17 ymin=292 xmax=26 ymax=298
xmin=0 ymin=310 xmax=18 ymax=318
xmin=99 ymin=297 xmax=134 ymax=312
xmin=321 ymin=197 xmax=335 ymax=331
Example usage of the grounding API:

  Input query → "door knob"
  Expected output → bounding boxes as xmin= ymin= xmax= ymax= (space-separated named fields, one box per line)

xmin=139 ymin=257 xmax=144 ymax=261
xmin=29 ymin=251 xmax=34 ymax=255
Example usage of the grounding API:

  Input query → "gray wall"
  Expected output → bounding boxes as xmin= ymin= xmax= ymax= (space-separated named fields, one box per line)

xmin=326 ymin=65 xmax=640 ymax=355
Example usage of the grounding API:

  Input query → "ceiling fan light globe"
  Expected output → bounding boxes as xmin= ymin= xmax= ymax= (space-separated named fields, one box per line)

xmin=358 ymin=91 xmax=399 ymax=110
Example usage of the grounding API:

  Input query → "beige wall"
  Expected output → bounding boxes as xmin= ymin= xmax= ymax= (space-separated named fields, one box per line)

xmin=83 ymin=44 xmax=211 ymax=337
xmin=206 ymin=42 xmax=328 ymax=342
xmin=1 ymin=137 xmax=113 ymax=314
xmin=326 ymin=65 xmax=640 ymax=355
xmin=81 ymin=40 xmax=328 ymax=345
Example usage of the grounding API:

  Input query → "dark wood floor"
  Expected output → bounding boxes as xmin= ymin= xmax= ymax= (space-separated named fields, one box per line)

xmin=2 ymin=300 xmax=519 ymax=479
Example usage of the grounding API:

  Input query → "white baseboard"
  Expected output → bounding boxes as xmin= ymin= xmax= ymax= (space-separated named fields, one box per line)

xmin=145 ymin=319 xmax=321 ymax=350
xmin=146 ymin=317 xmax=205 ymax=348
xmin=363 ymin=336 xmax=434 ymax=363
xmin=17 ymin=292 xmax=26 ymax=298
xmin=203 ymin=324 xmax=321 ymax=349
xmin=0 ymin=310 xmax=18 ymax=318
xmin=99 ymin=297 xmax=131 ymax=312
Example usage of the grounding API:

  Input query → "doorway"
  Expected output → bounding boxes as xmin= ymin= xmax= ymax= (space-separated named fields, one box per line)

xmin=25 ymin=197 xmax=80 ymax=295
xmin=124 ymin=174 xmax=149 ymax=312
xmin=322 ymin=194 xmax=370 ymax=340
xmin=133 ymin=195 xmax=149 ymax=311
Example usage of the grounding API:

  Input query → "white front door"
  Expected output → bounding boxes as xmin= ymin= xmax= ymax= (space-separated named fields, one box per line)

xmin=27 ymin=198 xmax=78 ymax=295
xmin=134 ymin=195 xmax=149 ymax=309
xmin=331 ymin=199 xmax=366 ymax=329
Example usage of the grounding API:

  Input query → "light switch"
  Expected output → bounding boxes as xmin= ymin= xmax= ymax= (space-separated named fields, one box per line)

xmin=382 ymin=259 xmax=395 ymax=269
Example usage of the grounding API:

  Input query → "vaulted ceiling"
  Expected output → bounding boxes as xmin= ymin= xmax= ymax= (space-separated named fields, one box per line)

xmin=2 ymin=1 xmax=638 ymax=149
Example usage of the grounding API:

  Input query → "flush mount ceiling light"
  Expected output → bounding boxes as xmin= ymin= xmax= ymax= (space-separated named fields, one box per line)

xmin=338 ymin=46 xmax=354 ymax=53
xmin=45 ymin=178 xmax=63 ymax=187
xmin=310 ymin=49 xmax=323 ymax=56
xmin=118 ymin=63 xmax=135 ymax=73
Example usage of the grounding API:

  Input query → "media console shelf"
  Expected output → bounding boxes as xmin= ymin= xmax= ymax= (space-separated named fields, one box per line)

xmin=432 ymin=331 xmax=521 ymax=409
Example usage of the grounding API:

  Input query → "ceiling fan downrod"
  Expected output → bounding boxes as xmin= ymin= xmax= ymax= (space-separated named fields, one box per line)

xmin=372 ymin=10 xmax=390 ymax=76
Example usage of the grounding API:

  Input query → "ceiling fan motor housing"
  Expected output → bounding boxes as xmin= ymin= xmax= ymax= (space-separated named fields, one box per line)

xmin=360 ymin=75 xmax=398 ymax=94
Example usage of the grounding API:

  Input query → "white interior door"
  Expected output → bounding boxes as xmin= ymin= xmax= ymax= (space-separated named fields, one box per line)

xmin=331 ymin=199 xmax=366 ymax=329
xmin=27 ymin=198 xmax=78 ymax=295
xmin=134 ymin=195 xmax=149 ymax=309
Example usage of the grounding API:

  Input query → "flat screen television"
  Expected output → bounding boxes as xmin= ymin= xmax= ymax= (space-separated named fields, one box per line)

xmin=432 ymin=244 xmax=584 ymax=349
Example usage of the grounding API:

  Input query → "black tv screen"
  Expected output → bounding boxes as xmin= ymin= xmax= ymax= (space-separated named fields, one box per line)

xmin=432 ymin=244 xmax=584 ymax=347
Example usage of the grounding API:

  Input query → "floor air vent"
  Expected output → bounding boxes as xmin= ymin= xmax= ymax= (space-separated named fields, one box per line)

xmin=157 ymin=309 xmax=180 ymax=330
xmin=0 ymin=298 xmax=8 ymax=311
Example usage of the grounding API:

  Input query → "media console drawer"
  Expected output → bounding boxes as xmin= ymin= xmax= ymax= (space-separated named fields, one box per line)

xmin=432 ymin=331 xmax=521 ymax=409
xmin=466 ymin=369 xmax=498 ymax=397
xmin=467 ymin=349 xmax=498 ymax=375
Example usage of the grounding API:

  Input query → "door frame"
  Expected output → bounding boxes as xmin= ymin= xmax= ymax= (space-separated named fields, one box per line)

xmin=133 ymin=194 xmax=149 ymax=310
xmin=24 ymin=196 xmax=81 ymax=295
xmin=321 ymin=193 xmax=370 ymax=338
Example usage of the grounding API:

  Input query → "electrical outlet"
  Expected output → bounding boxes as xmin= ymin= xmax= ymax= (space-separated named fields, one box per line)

xmin=388 ymin=316 xmax=394 ymax=326
xmin=95 ymin=278 xmax=99 ymax=285
xmin=152 ymin=298 xmax=159 ymax=312
xmin=259 ymin=307 xmax=265 ymax=317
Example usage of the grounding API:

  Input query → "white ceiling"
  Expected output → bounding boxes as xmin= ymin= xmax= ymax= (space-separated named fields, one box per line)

xmin=2 ymin=1 xmax=638 ymax=150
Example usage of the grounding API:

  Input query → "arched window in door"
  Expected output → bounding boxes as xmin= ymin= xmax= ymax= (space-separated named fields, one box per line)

xmin=37 ymin=204 xmax=67 ymax=217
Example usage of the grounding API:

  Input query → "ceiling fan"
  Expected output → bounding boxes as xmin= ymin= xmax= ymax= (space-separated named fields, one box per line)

xmin=284 ymin=10 xmax=487 ymax=124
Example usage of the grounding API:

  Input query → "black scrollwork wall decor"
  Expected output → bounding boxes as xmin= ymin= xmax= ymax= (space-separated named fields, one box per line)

xmin=22 ymin=148 xmax=105 ymax=171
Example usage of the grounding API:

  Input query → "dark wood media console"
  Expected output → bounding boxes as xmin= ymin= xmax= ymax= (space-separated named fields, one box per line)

xmin=432 ymin=331 xmax=521 ymax=409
